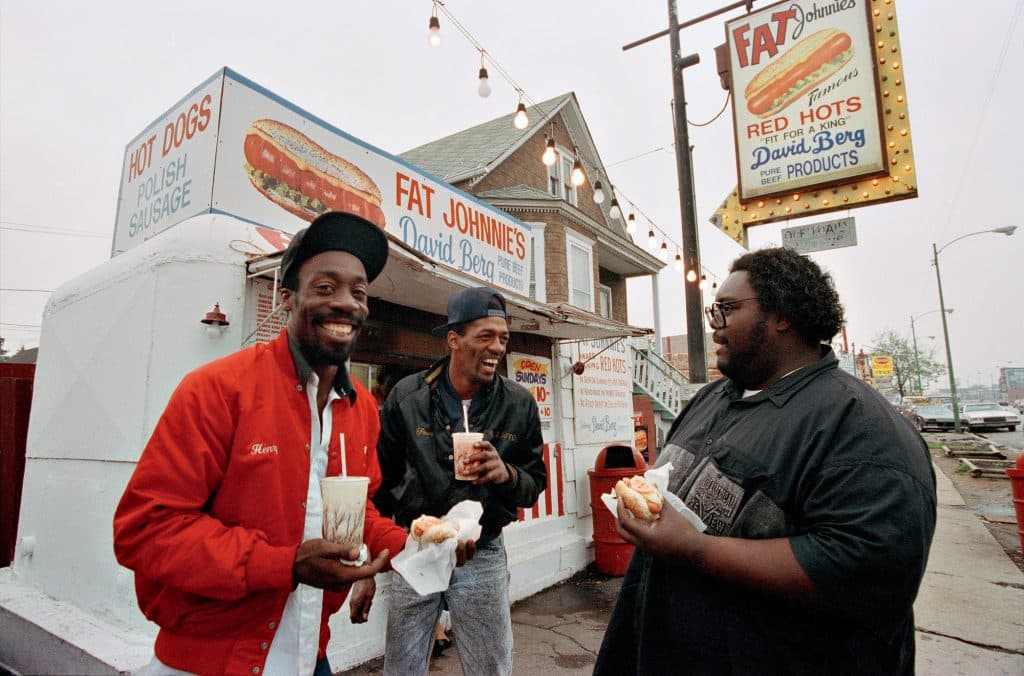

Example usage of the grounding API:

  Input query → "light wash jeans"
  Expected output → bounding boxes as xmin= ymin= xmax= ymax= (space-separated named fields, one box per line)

xmin=384 ymin=536 xmax=512 ymax=676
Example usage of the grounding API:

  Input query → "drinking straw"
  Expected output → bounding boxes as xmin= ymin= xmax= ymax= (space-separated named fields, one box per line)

xmin=340 ymin=432 xmax=347 ymax=476
xmin=462 ymin=403 xmax=470 ymax=433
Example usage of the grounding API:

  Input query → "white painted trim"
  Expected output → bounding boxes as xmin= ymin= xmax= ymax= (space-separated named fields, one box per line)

xmin=527 ymin=221 xmax=547 ymax=303
xmin=599 ymin=284 xmax=612 ymax=319
xmin=565 ymin=227 xmax=595 ymax=312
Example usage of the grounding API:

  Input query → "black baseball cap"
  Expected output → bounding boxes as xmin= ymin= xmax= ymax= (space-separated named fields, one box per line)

xmin=432 ymin=287 xmax=507 ymax=336
xmin=280 ymin=211 xmax=389 ymax=289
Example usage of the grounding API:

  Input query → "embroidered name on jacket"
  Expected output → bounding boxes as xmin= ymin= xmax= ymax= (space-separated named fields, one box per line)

xmin=250 ymin=442 xmax=280 ymax=455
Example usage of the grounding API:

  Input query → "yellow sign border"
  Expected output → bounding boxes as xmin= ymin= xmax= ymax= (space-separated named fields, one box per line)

xmin=712 ymin=0 xmax=916 ymax=246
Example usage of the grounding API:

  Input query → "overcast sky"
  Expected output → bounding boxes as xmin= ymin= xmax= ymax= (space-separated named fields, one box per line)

xmin=1 ymin=0 xmax=1021 ymax=390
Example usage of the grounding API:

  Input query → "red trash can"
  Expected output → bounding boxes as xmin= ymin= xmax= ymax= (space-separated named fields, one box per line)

xmin=587 ymin=444 xmax=647 ymax=575
xmin=1006 ymin=453 xmax=1024 ymax=555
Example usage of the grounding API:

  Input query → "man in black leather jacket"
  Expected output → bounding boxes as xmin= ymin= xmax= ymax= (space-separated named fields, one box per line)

xmin=374 ymin=286 xmax=545 ymax=675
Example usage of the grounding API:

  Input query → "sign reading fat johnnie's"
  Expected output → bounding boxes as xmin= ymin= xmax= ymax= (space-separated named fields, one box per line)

xmin=726 ymin=0 xmax=888 ymax=201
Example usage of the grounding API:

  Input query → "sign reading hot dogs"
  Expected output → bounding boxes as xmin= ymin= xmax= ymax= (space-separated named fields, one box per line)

xmin=113 ymin=68 xmax=533 ymax=295
xmin=726 ymin=0 xmax=887 ymax=201
xmin=113 ymin=73 xmax=222 ymax=255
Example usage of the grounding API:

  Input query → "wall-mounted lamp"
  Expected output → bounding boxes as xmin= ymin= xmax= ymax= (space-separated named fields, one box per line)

xmin=201 ymin=303 xmax=230 ymax=338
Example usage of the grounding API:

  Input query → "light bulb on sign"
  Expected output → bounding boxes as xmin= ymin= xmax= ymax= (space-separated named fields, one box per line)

xmin=609 ymin=198 xmax=622 ymax=220
xmin=592 ymin=181 xmax=605 ymax=204
xmin=686 ymin=269 xmax=697 ymax=283
xmin=428 ymin=15 xmax=441 ymax=47
xmin=542 ymin=138 xmax=556 ymax=166
xmin=513 ymin=102 xmax=529 ymax=130
xmin=477 ymin=67 xmax=491 ymax=97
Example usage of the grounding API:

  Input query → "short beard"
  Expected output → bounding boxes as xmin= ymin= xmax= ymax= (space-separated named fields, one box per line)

xmin=301 ymin=337 xmax=354 ymax=367
xmin=719 ymin=319 xmax=776 ymax=389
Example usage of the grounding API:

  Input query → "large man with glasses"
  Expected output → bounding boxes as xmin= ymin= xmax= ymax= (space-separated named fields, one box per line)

xmin=596 ymin=247 xmax=936 ymax=675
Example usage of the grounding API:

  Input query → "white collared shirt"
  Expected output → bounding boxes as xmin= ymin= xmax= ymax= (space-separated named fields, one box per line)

xmin=264 ymin=371 xmax=340 ymax=676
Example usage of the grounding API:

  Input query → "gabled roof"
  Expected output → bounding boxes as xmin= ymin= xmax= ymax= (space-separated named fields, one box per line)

xmin=400 ymin=92 xmax=665 ymax=278
xmin=400 ymin=94 xmax=573 ymax=184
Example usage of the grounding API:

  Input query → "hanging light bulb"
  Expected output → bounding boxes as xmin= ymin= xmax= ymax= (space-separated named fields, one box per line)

xmin=626 ymin=213 xmax=637 ymax=234
xmin=674 ymin=252 xmax=683 ymax=271
xmin=647 ymin=229 xmax=657 ymax=249
xmin=609 ymin=198 xmax=622 ymax=220
xmin=712 ymin=280 xmax=718 ymax=290
xmin=659 ymin=241 xmax=669 ymax=261
xmin=542 ymin=137 xmax=556 ymax=166
xmin=592 ymin=181 xmax=605 ymax=204
xmin=428 ymin=12 xmax=441 ymax=48
xmin=477 ymin=68 xmax=492 ymax=97
xmin=686 ymin=269 xmax=697 ymax=283
xmin=513 ymin=99 xmax=529 ymax=130
xmin=699 ymin=274 xmax=708 ymax=290
xmin=571 ymin=158 xmax=585 ymax=186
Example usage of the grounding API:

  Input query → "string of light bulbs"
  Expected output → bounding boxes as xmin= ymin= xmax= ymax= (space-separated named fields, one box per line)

xmin=425 ymin=1 xmax=722 ymax=291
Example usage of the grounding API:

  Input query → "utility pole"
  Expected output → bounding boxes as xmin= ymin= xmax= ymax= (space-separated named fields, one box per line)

xmin=667 ymin=0 xmax=706 ymax=382
xmin=623 ymin=1 xmax=756 ymax=382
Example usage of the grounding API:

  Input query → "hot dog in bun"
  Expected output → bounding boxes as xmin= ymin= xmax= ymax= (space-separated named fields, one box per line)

xmin=614 ymin=476 xmax=663 ymax=521
xmin=744 ymin=28 xmax=853 ymax=118
xmin=410 ymin=515 xmax=460 ymax=543
xmin=243 ymin=119 xmax=385 ymax=226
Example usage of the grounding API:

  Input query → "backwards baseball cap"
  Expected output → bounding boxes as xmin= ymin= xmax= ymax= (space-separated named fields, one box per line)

xmin=432 ymin=287 xmax=507 ymax=336
xmin=280 ymin=211 xmax=389 ymax=289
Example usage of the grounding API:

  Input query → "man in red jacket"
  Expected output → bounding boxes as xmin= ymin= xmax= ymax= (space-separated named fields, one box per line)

xmin=115 ymin=212 xmax=413 ymax=676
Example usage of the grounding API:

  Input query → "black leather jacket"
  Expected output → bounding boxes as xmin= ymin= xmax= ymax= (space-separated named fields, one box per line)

xmin=373 ymin=357 xmax=546 ymax=540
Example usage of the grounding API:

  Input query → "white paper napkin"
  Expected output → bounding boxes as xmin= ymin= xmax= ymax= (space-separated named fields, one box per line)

xmin=391 ymin=500 xmax=484 ymax=595
xmin=600 ymin=462 xmax=707 ymax=532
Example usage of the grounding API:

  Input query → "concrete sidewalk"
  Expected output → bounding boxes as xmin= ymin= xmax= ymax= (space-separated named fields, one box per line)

xmin=343 ymin=462 xmax=1024 ymax=675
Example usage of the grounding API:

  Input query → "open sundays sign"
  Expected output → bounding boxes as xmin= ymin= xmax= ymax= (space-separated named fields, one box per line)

xmin=113 ymin=68 xmax=532 ymax=296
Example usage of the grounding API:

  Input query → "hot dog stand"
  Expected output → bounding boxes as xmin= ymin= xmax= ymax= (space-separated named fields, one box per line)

xmin=0 ymin=68 xmax=648 ymax=672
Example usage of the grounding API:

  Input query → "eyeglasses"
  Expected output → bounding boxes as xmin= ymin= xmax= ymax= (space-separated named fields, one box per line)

xmin=704 ymin=297 xmax=759 ymax=328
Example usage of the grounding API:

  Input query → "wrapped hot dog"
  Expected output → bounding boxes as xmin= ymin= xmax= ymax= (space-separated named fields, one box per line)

xmin=391 ymin=501 xmax=483 ymax=596
xmin=410 ymin=515 xmax=460 ymax=544
xmin=614 ymin=476 xmax=664 ymax=521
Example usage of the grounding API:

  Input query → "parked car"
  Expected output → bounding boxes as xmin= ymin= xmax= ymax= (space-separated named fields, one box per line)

xmin=959 ymin=402 xmax=1019 ymax=432
xmin=911 ymin=406 xmax=957 ymax=432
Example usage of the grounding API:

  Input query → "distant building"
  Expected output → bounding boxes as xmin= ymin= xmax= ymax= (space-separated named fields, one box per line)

xmin=6 ymin=347 xmax=38 ymax=364
xmin=662 ymin=332 xmax=721 ymax=381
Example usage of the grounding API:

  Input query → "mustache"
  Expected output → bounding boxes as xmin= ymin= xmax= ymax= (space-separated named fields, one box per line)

xmin=313 ymin=311 xmax=364 ymax=328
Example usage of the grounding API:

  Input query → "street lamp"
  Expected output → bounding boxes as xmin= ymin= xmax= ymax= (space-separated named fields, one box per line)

xmin=932 ymin=225 xmax=1017 ymax=431
xmin=910 ymin=308 xmax=953 ymax=393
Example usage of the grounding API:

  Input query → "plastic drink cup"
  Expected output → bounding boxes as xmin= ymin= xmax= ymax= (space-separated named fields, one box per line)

xmin=320 ymin=476 xmax=368 ymax=549
xmin=452 ymin=432 xmax=484 ymax=480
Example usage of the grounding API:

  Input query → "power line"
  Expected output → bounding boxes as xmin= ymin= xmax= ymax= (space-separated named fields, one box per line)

xmin=0 ymin=288 xmax=55 ymax=293
xmin=0 ymin=221 xmax=110 ymax=238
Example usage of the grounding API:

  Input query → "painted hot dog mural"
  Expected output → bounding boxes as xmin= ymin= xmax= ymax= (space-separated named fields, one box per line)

xmin=242 ymin=119 xmax=386 ymax=227
xmin=744 ymin=28 xmax=854 ymax=118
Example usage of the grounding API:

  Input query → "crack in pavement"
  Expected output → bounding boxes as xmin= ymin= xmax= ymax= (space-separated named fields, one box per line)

xmin=916 ymin=627 xmax=1024 ymax=656
xmin=515 ymin=617 xmax=598 ymax=656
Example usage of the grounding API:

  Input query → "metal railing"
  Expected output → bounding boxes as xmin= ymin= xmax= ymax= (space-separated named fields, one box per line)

xmin=631 ymin=341 xmax=688 ymax=416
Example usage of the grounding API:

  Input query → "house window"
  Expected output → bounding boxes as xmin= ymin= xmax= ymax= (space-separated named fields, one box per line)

xmin=565 ymin=229 xmax=594 ymax=311
xmin=599 ymin=285 xmax=612 ymax=319
xmin=547 ymin=147 xmax=578 ymax=206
